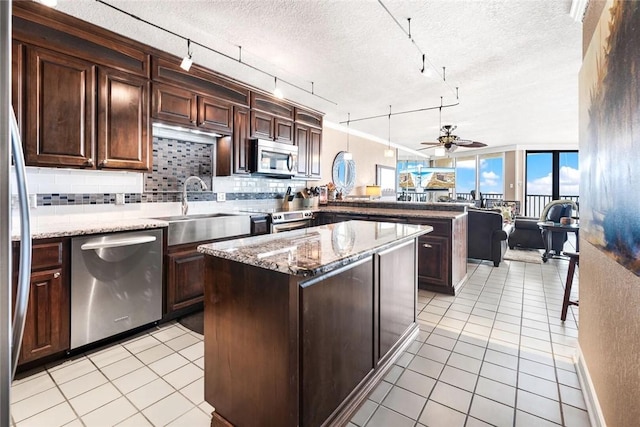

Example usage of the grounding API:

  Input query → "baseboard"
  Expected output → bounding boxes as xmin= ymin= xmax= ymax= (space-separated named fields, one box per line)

xmin=574 ymin=344 xmax=607 ymax=427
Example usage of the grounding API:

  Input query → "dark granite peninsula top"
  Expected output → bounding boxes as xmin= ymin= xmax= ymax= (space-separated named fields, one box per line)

xmin=198 ymin=220 xmax=432 ymax=277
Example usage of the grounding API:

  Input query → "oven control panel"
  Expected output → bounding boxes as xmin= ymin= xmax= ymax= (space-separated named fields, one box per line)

xmin=271 ymin=210 xmax=313 ymax=224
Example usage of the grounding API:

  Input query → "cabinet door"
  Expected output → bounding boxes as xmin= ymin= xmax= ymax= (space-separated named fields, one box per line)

xmin=417 ymin=235 xmax=450 ymax=290
xmin=198 ymin=95 xmax=232 ymax=134
xmin=308 ymin=127 xmax=322 ymax=178
xmin=250 ymin=110 xmax=274 ymax=139
xmin=20 ymin=268 xmax=70 ymax=364
xmin=97 ymin=67 xmax=150 ymax=170
xmin=167 ymin=249 xmax=205 ymax=313
xmin=152 ymin=82 xmax=197 ymax=126
xmin=295 ymin=124 xmax=309 ymax=177
xmin=233 ymin=107 xmax=250 ymax=174
xmin=378 ymin=240 xmax=416 ymax=362
xmin=274 ymin=118 xmax=293 ymax=144
xmin=25 ymin=47 xmax=95 ymax=168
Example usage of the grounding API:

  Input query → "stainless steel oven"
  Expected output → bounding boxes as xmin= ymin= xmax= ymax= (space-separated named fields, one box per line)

xmin=270 ymin=210 xmax=313 ymax=233
xmin=252 ymin=139 xmax=297 ymax=177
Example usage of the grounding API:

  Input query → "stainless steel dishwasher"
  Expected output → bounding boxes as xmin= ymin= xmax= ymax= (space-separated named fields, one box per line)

xmin=70 ymin=228 xmax=163 ymax=349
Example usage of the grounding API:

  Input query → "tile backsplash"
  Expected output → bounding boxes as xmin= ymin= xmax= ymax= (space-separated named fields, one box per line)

xmin=12 ymin=135 xmax=308 ymax=224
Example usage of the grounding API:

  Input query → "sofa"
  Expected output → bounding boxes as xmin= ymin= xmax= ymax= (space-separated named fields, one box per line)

xmin=467 ymin=208 xmax=512 ymax=267
xmin=507 ymin=199 xmax=578 ymax=254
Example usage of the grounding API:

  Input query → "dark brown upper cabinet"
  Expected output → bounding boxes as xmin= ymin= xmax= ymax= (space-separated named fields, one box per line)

xmin=24 ymin=46 xmax=96 ymax=168
xmin=97 ymin=67 xmax=150 ymax=170
xmin=250 ymin=92 xmax=294 ymax=144
xmin=216 ymin=106 xmax=251 ymax=176
xmin=295 ymin=124 xmax=322 ymax=179
xmin=152 ymin=82 xmax=232 ymax=135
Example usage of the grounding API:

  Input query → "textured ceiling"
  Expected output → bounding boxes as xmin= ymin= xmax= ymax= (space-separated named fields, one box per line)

xmin=55 ymin=0 xmax=582 ymax=156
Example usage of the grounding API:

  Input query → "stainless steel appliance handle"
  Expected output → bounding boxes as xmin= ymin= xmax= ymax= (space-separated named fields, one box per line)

xmin=287 ymin=153 xmax=293 ymax=172
xmin=272 ymin=221 xmax=309 ymax=232
xmin=80 ymin=235 xmax=157 ymax=251
xmin=10 ymin=107 xmax=32 ymax=378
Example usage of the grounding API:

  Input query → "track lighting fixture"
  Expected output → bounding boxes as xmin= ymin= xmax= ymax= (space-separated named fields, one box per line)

xmin=180 ymin=39 xmax=193 ymax=71
xmin=384 ymin=106 xmax=395 ymax=158
xmin=343 ymin=113 xmax=353 ymax=160
xmin=273 ymin=77 xmax=284 ymax=99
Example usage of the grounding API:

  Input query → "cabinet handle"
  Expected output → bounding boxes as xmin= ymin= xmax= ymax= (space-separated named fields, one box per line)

xmin=100 ymin=160 xmax=108 ymax=167
xmin=86 ymin=158 xmax=94 ymax=166
xmin=422 ymin=243 xmax=433 ymax=248
xmin=53 ymin=272 xmax=61 ymax=279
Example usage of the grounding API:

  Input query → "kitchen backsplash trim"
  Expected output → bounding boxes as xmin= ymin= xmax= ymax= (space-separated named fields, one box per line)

xmin=35 ymin=192 xmax=289 ymax=206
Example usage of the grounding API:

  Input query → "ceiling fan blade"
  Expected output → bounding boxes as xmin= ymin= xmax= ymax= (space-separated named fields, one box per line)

xmin=416 ymin=146 xmax=433 ymax=151
xmin=455 ymin=140 xmax=487 ymax=148
xmin=420 ymin=141 xmax=440 ymax=146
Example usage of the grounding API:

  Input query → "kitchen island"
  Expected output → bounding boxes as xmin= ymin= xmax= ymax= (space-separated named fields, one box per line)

xmin=198 ymin=220 xmax=431 ymax=427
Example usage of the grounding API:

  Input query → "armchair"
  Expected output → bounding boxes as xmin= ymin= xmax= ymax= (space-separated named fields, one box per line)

xmin=467 ymin=208 xmax=512 ymax=267
xmin=508 ymin=199 xmax=578 ymax=254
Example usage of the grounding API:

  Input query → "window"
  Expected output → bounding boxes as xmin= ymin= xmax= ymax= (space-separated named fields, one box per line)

xmin=479 ymin=153 xmax=504 ymax=201
xmin=455 ymin=156 xmax=476 ymax=199
xmin=525 ymin=151 xmax=579 ymax=217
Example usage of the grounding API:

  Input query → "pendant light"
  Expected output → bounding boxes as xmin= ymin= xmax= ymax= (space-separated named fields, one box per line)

xmin=343 ymin=113 xmax=353 ymax=160
xmin=180 ymin=39 xmax=193 ymax=71
xmin=384 ymin=105 xmax=394 ymax=157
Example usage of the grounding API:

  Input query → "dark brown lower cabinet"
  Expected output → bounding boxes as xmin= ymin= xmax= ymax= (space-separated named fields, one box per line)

xmin=166 ymin=244 xmax=205 ymax=314
xmin=300 ymin=258 xmax=374 ymax=427
xmin=204 ymin=236 xmax=419 ymax=427
xmin=13 ymin=238 xmax=70 ymax=366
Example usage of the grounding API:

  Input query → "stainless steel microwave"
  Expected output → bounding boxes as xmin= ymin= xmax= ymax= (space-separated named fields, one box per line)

xmin=252 ymin=139 xmax=298 ymax=177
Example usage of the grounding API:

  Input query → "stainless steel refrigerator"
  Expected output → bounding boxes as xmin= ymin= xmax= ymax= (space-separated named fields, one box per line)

xmin=1 ymin=1 xmax=33 ymax=425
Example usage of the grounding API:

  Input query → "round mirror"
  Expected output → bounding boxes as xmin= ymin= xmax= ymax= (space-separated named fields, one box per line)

xmin=332 ymin=151 xmax=356 ymax=195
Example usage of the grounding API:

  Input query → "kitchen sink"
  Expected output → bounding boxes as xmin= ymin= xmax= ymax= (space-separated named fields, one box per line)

xmin=154 ymin=212 xmax=251 ymax=246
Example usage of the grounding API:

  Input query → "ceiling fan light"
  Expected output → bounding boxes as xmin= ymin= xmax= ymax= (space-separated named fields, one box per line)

xmin=434 ymin=147 xmax=446 ymax=157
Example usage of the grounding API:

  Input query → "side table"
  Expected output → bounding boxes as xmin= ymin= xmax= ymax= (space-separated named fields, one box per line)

xmin=537 ymin=221 xmax=580 ymax=262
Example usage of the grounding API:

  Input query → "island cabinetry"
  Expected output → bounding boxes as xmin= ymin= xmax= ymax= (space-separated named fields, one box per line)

xmin=12 ymin=238 xmax=70 ymax=366
xmin=378 ymin=240 xmax=417 ymax=361
xmin=201 ymin=222 xmax=425 ymax=426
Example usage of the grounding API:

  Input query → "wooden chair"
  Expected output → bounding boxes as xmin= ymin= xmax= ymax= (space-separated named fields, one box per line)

xmin=561 ymin=251 xmax=579 ymax=321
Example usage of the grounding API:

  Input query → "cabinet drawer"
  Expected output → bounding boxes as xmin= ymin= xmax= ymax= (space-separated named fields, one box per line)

xmin=412 ymin=219 xmax=450 ymax=237
xmin=32 ymin=242 xmax=63 ymax=270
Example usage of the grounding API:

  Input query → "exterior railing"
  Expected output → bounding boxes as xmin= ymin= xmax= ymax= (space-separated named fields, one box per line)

xmin=525 ymin=194 xmax=580 ymax=218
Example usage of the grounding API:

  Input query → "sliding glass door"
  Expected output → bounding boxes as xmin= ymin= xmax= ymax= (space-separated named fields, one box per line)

xmin=525 ymin=151 xmax=579 ymax=217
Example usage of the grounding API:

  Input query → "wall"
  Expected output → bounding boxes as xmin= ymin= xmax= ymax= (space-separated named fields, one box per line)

xmin=319 ymin=125 xmax=396 ymax=196
xmin=578 ymin=1 xmax=640 ymax=426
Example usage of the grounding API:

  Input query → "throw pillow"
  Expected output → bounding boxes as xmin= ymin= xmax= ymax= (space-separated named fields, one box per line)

xmin=546 ymin=204 xmax=565 ymax=222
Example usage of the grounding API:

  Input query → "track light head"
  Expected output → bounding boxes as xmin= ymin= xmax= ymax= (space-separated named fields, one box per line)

xmin=273 ymin=77 xmax=284 ymax=99
xmin=180 ymin=39 xmax=193 ymax=71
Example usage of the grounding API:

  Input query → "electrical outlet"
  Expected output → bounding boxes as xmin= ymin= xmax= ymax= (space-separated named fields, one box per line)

xmin=11 ymin=195 xmax=18 ymax=209
xmin=29 ymin=194 xmax=37 ymax=209
xmin=217 ymin=192 xmax=226 ymax=202
xmin=115 ymin=193 xmax=125 ymax=205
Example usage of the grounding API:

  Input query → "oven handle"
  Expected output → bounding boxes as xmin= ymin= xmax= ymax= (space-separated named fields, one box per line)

xmin=81 ymin=235 xmax=157 ymax=251
xmin=272 ymin=221 xmax=309 ymax=232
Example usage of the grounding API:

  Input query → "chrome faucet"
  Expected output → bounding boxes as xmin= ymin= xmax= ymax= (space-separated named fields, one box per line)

xmin=182 ymin=176 xmax=208 ymax=216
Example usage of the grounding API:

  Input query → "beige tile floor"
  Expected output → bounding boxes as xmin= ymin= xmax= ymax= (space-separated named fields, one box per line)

xmin=10 ymin=254 xmax=586 ymax=427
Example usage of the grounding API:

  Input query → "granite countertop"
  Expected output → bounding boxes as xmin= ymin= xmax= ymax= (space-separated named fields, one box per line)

xmin=318 ymin=206 xmax=467 ymax=220
xmin=11 ymin=218 xmax=168 ymax=241
xmin=198 ymin=220 xmax=432 ymax=277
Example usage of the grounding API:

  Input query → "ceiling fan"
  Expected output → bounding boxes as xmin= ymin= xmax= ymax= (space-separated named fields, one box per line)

xmin=419 ymin=124 xmax=487 ymax=154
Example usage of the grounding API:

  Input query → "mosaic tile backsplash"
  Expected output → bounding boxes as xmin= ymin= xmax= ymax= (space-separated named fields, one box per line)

xmin=24 ymin=136 xmax=306 ymax=207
